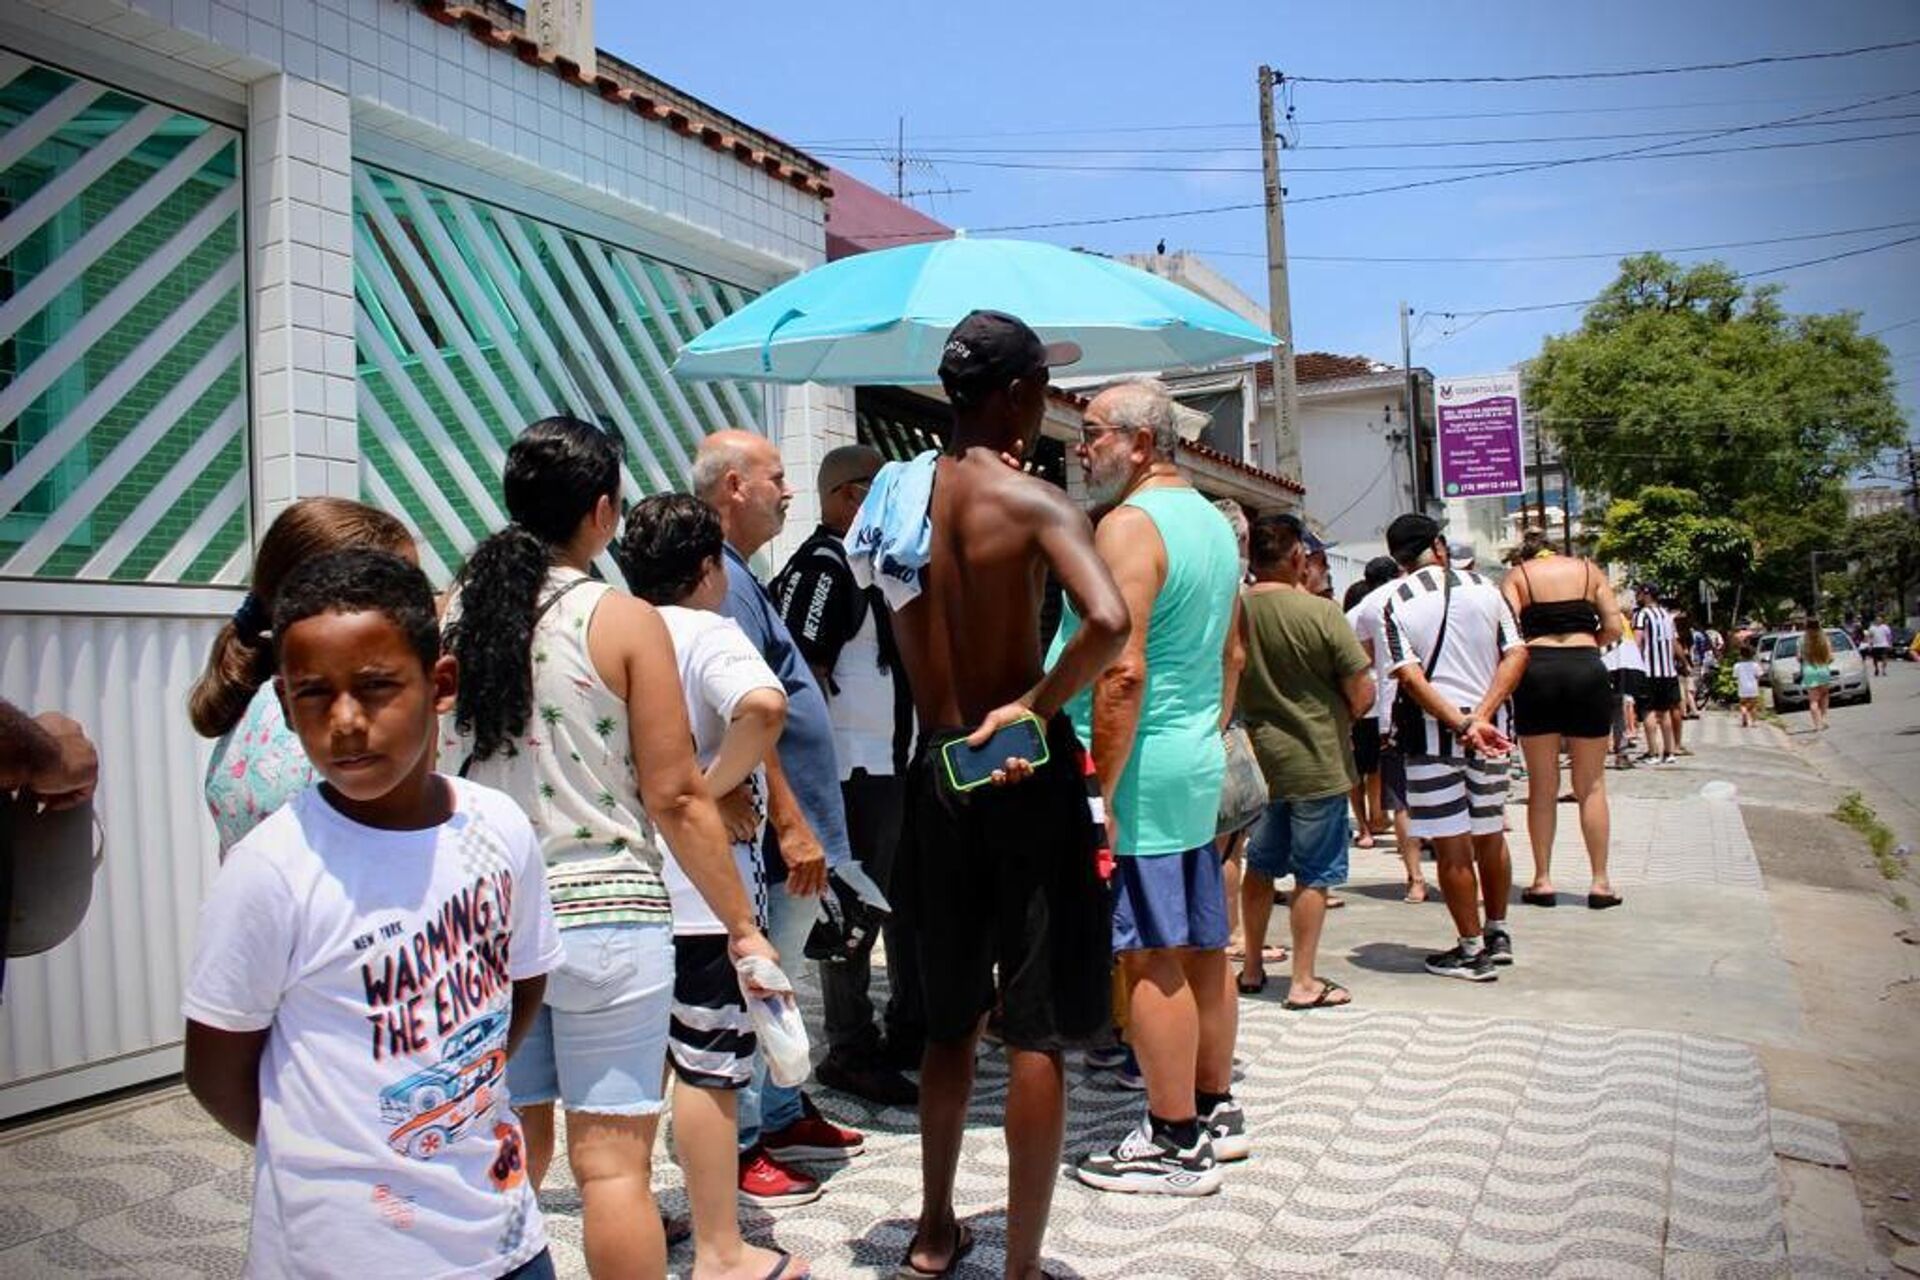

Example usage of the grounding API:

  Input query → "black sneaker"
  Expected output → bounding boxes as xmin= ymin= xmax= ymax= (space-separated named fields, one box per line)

xmin=1075 ymin=1121 xmax=1223 ymax=1196
xmin=815 ymin=1053 xmax=919 ymax=1108
xmin=1483 ymin=930 xmax=1514 ymax=966
xmin=1424 ymin=945 xmax=1498 ymax=982
xmin=1202 ymin=1097 xmax=1250 ymax=1162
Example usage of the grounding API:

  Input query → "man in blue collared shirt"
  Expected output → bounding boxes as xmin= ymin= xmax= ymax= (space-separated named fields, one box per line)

xmin=692 ymin=429 xmax=863 ymax=1208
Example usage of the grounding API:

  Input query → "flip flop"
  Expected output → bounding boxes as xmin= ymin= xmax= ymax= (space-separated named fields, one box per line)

xmin=1402 ymin=886 xmax=1428 ymax=904
xmin=1520 ymin=890 xmax=1557 ymax=907
xmin=1588 ymin=892 xmax=1624 ymax=910
xmin=897 ymin=1222 xmax=975 ymax=1278
xmin=1236 ymin=973 xmax=1268 ymax=995
xmin=1282 ymin=979 xmax=1352 ymax=1011
xmin=763 ymin=1251 xmax=809 ymax=1279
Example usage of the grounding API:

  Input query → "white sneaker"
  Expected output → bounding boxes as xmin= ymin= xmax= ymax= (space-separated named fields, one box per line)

xmin=1075 ymin=1120 xmax=1224 ymax=1196
xmin=1203 ymin=1098 xmax=1251 ymax=1162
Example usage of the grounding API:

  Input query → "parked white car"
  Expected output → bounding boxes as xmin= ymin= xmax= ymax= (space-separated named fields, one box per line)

xmin=1765 ymin=629 xmax=1872 ymax=710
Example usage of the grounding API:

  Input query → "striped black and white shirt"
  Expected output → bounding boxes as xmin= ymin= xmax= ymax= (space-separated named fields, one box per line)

xmin=1633 ymin=604 xmax=1678 ymax=678
xmin=1381 ymin=565 xmax=1524 ymax=757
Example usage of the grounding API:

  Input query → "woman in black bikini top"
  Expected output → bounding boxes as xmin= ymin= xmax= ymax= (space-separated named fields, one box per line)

xmin=1500 ymin=550 xmax=1626 ymax=911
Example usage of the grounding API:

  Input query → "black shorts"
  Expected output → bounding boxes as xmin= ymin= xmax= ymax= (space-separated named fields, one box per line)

xmin=1378 ymin=746 xmax=1408 ymax=813
xmin=896 ymin=713 xmax=1113 ymax=1051
xmin=1640 ymin=675 xmax=1682 ymax=713
xmin=669 ymin=934 xmax=756 ymax=1090
xmin=1351 ymin=718 xmax=1382 ymax=776
xmin=1513 ymin=645 xmax=1612 ymax=739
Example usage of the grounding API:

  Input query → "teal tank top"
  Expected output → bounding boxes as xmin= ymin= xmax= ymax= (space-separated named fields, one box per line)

xmin=1046 ymin=487 xmax=1241 ymax=855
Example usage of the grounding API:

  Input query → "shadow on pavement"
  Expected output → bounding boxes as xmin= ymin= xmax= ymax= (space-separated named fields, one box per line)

xmin=1343 ymin=941 xmax=1435 ymax=974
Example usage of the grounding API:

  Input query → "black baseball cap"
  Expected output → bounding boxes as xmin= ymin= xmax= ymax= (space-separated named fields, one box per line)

xmin=1386 ymin=513 xmax=1444 ymax=567
xmin=938 ymin=310 xmax=1081 ymax=398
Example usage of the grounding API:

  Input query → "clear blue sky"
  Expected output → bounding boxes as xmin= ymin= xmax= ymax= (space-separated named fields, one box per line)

xmin=605 ymin=2 xmax=1920 ymax=480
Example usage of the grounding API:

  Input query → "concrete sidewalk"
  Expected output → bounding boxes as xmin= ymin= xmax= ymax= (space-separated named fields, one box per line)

xmin=0 ymin=708 xmax=1893 ymax=1278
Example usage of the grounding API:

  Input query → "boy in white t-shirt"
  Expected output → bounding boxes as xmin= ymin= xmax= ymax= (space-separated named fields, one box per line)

xmin=620 ymin=495 xmax=812 ymax=1274
xmin=1733 ymin=642 xmax=1764 ymax=728
xmin=182 ymin=549 xmax=564 ymax=1280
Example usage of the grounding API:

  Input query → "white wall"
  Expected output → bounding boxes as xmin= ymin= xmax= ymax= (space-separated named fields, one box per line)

xmin=0 ymin=0 xmax=834 ymax=1113
xmin=1298 ymin=383 xmax=1413 ymax=549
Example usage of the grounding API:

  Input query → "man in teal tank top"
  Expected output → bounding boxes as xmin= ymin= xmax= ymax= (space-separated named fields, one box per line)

xmin=1046 ymin=380 xmax=1247 ymax=1196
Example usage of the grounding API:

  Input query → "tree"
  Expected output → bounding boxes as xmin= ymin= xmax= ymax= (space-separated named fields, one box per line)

xmin=1592 ymin=485 xmax=1754 ymax=610
xmin=1838 ymin=510 xmax=1920 ymax=619
xmin=1529 ymin=254 xmax=1906 ymax=519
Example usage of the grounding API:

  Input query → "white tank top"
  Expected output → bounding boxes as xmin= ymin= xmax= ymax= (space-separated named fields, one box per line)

xmin=448 ymin=568 xmax=670 ymax=928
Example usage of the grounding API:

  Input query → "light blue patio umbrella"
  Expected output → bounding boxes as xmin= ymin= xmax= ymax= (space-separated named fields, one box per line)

xmin=670 ymin=237 xmax=1279 ymax=385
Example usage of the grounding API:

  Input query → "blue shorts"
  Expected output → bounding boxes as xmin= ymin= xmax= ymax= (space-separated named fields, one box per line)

xmin=1245 ymin=793 xmax=1351 ymax=888
xmin=1111 ymin=844 xmax=1230 ymax=952
xmin=508 ymin=922 xmax=673 ymax=1117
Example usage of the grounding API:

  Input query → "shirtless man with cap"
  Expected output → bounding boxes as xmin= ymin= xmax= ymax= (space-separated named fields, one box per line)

xmin=867 ymin=310 xmax=1129 ymax=1279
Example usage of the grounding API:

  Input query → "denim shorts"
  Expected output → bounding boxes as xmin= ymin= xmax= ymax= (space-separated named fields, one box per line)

xmin=507 ymin=922 xmax=673 ymax=1116
xmin=1111 ymin=845 xmax=1230 ymax=953
xmin=1245 ymin=792 xmax=1351 ymax=888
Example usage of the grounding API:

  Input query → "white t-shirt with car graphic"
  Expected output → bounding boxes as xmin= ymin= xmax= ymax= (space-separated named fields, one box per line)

xmin=183 ymin=777 xmax=563 ymax=1279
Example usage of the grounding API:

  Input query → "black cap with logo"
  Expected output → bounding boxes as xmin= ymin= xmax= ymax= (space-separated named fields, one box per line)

xmin=938 ymin=310 xmax=1082 ymax=403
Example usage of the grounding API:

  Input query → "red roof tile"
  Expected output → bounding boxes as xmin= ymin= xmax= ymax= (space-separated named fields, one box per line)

xmin=824 ymin=168 xmax=952 ymax=259
xmin=1179 ymin=439 xmax=1305 ymax=495
xmin=1254 ymin=353 xmax=1397 ymax=388
xmin=412 ymin=0 xmax=832 ymax=198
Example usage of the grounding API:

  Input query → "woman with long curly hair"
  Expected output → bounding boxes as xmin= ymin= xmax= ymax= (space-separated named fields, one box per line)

xmin=192 ymin=497 xmax=414 ymax=854
xmin=442 ymin=417 xmax=795 ymax=1280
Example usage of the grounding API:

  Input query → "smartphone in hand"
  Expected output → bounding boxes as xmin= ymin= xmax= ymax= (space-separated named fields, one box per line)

xmin=940 ymin=714 xmax=1050 ymax=793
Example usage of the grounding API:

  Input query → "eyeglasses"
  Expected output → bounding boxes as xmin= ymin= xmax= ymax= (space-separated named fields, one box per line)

xmin=1079 ymin=423 xmax=1129 ymax=446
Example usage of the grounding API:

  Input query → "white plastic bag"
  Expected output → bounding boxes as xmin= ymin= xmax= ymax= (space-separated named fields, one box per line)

xmin=735 ymin=954 xmax=811 ymax=1087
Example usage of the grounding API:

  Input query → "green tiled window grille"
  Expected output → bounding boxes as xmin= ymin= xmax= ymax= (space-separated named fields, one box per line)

xmin=0 ymin=55 xmax=248 ymax=583
xmin=352 ymin=164 xmax=765 ymax=583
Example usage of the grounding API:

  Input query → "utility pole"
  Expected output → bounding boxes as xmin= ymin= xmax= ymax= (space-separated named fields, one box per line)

xmin=891 ymin=116 xmax=906 ymax=200
xmin=1259 ymin=66 xmax=1298 ymax=482
xmin=1906 ymin=440 xmax=1919 ymax=518
xmin=1399 ymin=302 xmax=1421 ymax=511
xmin=1533 ymin=412 xmax=1550 ymax=537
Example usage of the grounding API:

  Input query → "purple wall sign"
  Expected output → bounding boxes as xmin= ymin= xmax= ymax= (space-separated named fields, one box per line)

xmin=1434 ymin=371 xmax=1526 ymax=499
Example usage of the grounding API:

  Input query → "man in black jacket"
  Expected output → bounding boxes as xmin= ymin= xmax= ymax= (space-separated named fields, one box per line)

xmin=774 ymin=444 xmax=922 ymax=1106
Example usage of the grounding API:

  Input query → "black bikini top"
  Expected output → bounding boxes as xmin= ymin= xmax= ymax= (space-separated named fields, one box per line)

xmin=1515 ymin=559 xmax=1602 ymax=639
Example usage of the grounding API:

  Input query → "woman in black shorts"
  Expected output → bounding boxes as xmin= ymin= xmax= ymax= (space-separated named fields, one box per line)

xmin=1503 ymin=548 xmax=1626 ymax=909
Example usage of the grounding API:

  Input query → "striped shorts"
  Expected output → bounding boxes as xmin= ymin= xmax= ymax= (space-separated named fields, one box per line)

xmin=1404 ymin=755 xmax=1511 ymax=839
xmin=668 ymin=934 xmax=757 ymax=1090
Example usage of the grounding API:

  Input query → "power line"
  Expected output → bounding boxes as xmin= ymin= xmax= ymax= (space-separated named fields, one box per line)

xmin=858 ymin=86 xmax=1920 ymax=238
xmin=1283 ymin=87 xmax=1920 ymax=207
xmin=1184 ymin=218 xmax=1920 ymax=264
xmin=1866 ymin=316 xmax=1920 ymax=337
xmin=819 ymin=125 xmax=1920 ymax=175
xmin=1434 ymin=230 xmax=1920 ymax=319
xmin=794 ymin=90 xmax=1897 ymax=146
xmin=1281 ymin=37 xmax=1920 ymax=85
xmin=815 ymin=109 xmax=1920 ymax=156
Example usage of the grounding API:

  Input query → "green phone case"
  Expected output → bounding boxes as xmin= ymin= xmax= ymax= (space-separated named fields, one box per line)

xmin=939 ymin=715 xmax=1051 ymax=792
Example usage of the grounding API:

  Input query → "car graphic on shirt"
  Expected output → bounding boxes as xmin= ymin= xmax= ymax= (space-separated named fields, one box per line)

xmin=378 ymin=1009 xmax=510 ymax=1160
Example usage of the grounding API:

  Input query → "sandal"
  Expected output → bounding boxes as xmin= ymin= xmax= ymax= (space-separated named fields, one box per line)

xmin=1588 ymin=892 xmax=1624 ymax=910
xmin=1355 ymin=830 xmax=1375 ymax=849
xmin=897 ymin=1222 xmax=975 ymax=1278
xmin=1282 ymin=979 xmax=1352 ymax=1011
xmin=763 ymin=1251 xmax=810 ymax=1279
xmin=1236 ymin=973 xmax=1268 ymax=995
xmin=1520 ymin=889 xmax=1557 ymax=907
xmin=1402 ymin=884 xmax=1428 ymax=904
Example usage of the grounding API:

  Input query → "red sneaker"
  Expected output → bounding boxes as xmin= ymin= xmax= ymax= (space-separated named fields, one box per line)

xmin=762 ymin=1095 xmax=865 ymax=1162
xmin=738 ymin=1143 xmax=822 ymax=1208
